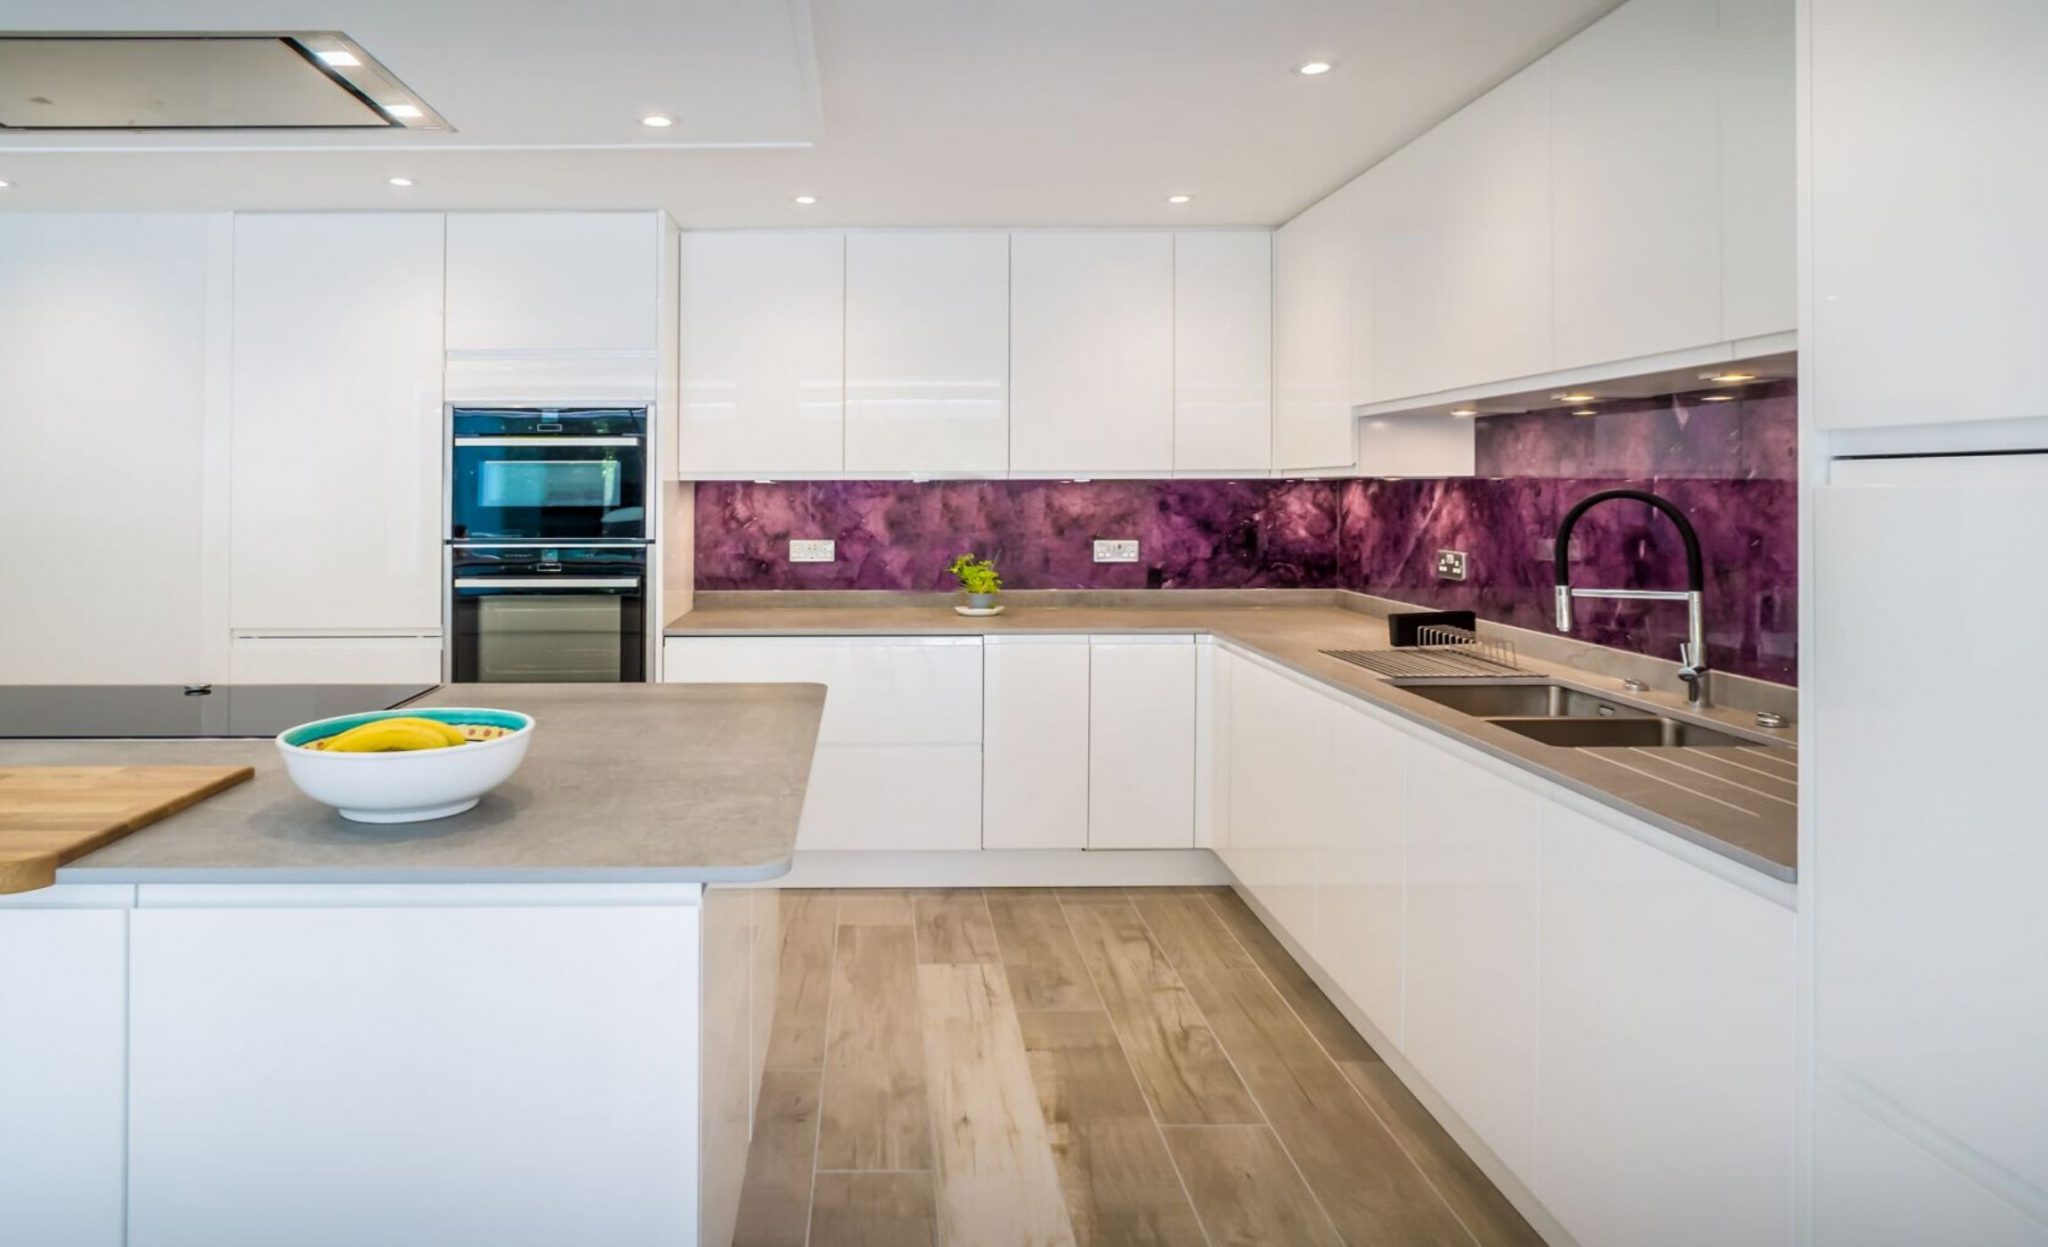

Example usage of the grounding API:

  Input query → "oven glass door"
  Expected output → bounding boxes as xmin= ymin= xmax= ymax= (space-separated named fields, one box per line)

xmin=450 ymin=547 xmax=647 ymax=683
xmin=450 ymin=409 xmax=647 ymax=541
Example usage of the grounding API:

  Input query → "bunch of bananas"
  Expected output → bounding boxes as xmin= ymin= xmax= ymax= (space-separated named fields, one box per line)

xmin=315 ymin=717 xmax=469 ymax=753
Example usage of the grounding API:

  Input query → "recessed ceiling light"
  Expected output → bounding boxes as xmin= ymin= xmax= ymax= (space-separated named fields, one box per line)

xmin=383 ymin=103 xmax=423 ymax=119
xmin=0 ymin=179 xmax=10 ymax=189
xmin=387 ymin=176 xmax=414 ymax=187
xmin=1572 ymin=409 xmax=1597 ymax=417
xmin=1166 ymin=194 xmax=1193 ymax=205
xmin=640 ymin=114 xmax=674 ymax=128
xmin=1295 ymin=60 xmax=1335 ymax=76
xmin=1701 ymin=394 xmax=1738 ymax=402
xmin=1702 ymin=371 xmax=1756 ymax=383
xmin=1450 ymin=407 xmax=1477 ymax=417
xmin=793 ymin=195 xmax=818 ymax=205
xmin=1552 ymin=392 xmax=1598 ymax=404
xmin=315 ymin=49 xmax=360 ymax=67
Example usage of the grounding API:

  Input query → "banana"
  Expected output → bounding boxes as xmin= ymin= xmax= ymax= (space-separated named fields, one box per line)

xmin=370 ymin=716 xmax=468 ymax=747
xmin=321 ymin=721 xmax=460 ymax=753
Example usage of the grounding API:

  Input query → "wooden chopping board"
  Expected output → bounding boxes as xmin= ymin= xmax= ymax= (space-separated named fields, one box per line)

xmin=0 ymin=766 xmax=255 ymax=894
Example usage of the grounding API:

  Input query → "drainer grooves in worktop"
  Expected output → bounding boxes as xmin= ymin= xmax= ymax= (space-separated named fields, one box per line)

xmin=1322 ymin=626 xmax=1536 ymax=678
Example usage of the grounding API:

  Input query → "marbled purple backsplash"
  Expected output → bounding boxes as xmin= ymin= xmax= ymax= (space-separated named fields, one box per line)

xmin=694 ymin=383 xmax=1797 ymax=683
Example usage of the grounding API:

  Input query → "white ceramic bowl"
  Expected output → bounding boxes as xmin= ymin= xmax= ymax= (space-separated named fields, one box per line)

xmin=276 ymin=707 xmax=535 ymax=824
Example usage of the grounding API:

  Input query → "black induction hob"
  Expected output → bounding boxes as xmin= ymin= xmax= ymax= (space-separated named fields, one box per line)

xmin=0 ymin=684 xmax=438 ymax=740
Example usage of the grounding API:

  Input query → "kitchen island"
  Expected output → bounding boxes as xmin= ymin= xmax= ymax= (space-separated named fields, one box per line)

xmin=0 ymin=683 xmax=825 ymax=1247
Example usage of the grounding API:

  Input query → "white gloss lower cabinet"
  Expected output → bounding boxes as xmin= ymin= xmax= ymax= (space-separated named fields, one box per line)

xmin=982 ymin=636 xmax=1091 ymax=849
xmin=662 ymin=636 xmax=983 ymax=851
xmin=1220 ymin=654 xmax=1328 ymax=937
xmin=1087 ymin=638 xmax=1195 ymax=849
xmin=0 ymin=898 xmax=127 ymax=1247
xmin=1314 ymin=698 xmax=1407 ymax=1045
xmin=227 ymin=634 xmax=445 ymax=684
xmin=1536 ymin=801 xmax=1796 ymax=1247
xmin=1400 ymin=736 xmax=1543 ymax=1180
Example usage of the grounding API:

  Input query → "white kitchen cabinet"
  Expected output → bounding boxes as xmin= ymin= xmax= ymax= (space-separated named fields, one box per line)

xmin=231 ymin=213 xmax=445 ymax=636
xmin=1272 ymin=193 xmax=1361 ymax=471
xmin=844 ymin=231 xmax=1009 ymax=476
xmin=1172 ymin=232 xmax=1272 ymax=474
xmin=0 ymin=896 xmax=128 ymax=1247
xmin=1401 ymin=736 xmax=1542 ymax=1179
xmin=1220 ymin=654 xmax=1328 ymax=937
xmin=662 ymin=636 xmax=982 ymax=851
xmin=0 ymin=213 xmax=213 ymax=684
xmin=1537 ymin=800 xmax=1796 ymax=1247
xmin=1814 ymin=1089 xmax=2048 ymax=1247
xmin=982 ymin=636 xmax=1091 ymax=850
xmin=1087 ymin=637 xmax=1195 ymax=849
xmin=1718 ymin=0 xmax=1796 ymax=343
xmin=1549 ymin=0 xmax=1723 ymax=370
xmin=1809 ymin=0 xmax=2048 ymax=432
xmin=227 ymin=633 xmax=445 ymax=684
xmin=1009 ymin=232 xmax=1175 ymax=475
xmin=677 ymin=231 xmax=846 ymax=477
xmin=1315 ymin=698 xmax=1407 ymax=1046
xmin=445 ymin=212 xmax=660 ymax=355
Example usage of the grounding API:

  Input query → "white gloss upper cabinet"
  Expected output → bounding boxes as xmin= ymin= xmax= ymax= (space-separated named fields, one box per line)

xmin=1272 ymin=192 xmax=1361 ymax=471
xmin=1719 ymin=0 xmax=1796 ymax=342
xmin=1537 ymin=801 xmax=1796 ymax=1247
xmin=1809 ymin=0 xmax=2048 ymax=431
xmin=844 ymin=231 xmax=1009 ymax=476
xmin=982 ymin=636 xmax=1091 ymax=850
xmin=0 ymin=214 xmax=211 ymax=685
xmin=231 ymin=213 xmax=445 ymax=633
xmin=1549 ymin=0 xmax=1723 ymax=370
xmin=1010 ymin=232 xmax=1175 ymax=476
xmin=1172 ymin=232 xmax=1272 ymax=475
xmin=1087 ymin=638 xmax=1195 ymax=849
xmin=445 ymin=213 xmax=660 ymax=354
xmin=678 ymin=231 xmax=846 ymax=477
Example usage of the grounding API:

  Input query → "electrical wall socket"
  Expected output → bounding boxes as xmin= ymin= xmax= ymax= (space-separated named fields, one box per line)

xmin=1435 ymin=549 xmax=1469 ymax=581
xmin=788 ymin=539 xmax=836 ymax=563
xmin=1093 ymin=539 xmax=1140 ymax=563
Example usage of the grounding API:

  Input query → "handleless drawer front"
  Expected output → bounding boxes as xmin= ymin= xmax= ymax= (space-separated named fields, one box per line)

xmin=662 ymin=637 xmax=983 ymax=746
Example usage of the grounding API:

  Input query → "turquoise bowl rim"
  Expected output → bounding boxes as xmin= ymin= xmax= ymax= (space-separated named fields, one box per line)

xmin=279 ymin=707 xmax=534 ymax=751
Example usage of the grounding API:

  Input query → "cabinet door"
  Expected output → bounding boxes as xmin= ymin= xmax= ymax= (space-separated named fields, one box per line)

xmin=1402 ymin=738 xmax=1542 ymax=1178
xmin=982 ymin=636 xmax=1090 ymax=849
xmin=1538 ymin=801 xmax=1796 ymax=1247
xmin=1172 ymin=232 xmax=1272 ymax=474
xmin=1550 ymin=0 xmax=1722 ymax=369
xmin=1315 ymin=701 xmax=1406 ymax=1045
xmin=1272 ymin=195 xmax=1360 ymax=471
xmin=844 ymin=231 xmax=1009 ymax=476
xmin=1719 ymin=0 xmax=1796 ymax=342
xmin=1222 ymin=658 xmax=1328 ymax=935
xmin=1361 ymin=137 xmax=1444 ymax=402
xmin=0 ymin=901 xmax=127 ymax=1247
xmin=231 ymin=213 xmax=445 ymax=632
xmin=228 ymin=634 xmax=445 ymax=684
xmin=445 ymin=213 xmax=659 ymax=354
xmin=1010 ymin=232 xmax=1174 ymax=475
xmin=678 ymin=231 xmax=845 ymax=476
xmin=1809 ymin=0 xmax=2048 ymax=431
xmin=0 ymin=214 xmax=211 ymax=684
xmin=1087 ymin=638 xmax=1195 ymax=849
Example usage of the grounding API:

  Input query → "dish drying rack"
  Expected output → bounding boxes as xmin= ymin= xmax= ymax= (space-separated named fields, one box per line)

xmin=1322 ymin=625 xmax=1536 ymax=678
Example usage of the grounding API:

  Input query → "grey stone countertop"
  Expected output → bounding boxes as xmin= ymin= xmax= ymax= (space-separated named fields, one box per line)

xmin=665 ymin=594 xmax=1798 ymax=883
xmin=7 ymin=684 xmax=826 ymax=886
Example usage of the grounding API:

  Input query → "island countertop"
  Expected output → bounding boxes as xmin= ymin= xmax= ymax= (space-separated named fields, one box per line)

xmin=2 ymin=683 xmax=826 ymax=886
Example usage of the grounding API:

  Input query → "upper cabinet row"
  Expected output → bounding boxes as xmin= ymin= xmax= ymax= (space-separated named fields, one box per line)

xmin=675 ymin=230 xmax=1274 ymax=479
xmin=1274 ymin=0 xmax=1795 ymax=463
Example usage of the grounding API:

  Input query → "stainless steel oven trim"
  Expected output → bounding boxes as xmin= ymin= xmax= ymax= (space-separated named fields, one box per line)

xmin=453 ymin=577 xmax=641 ymax=589
xmin=449 ymin=540 xmax=653 ymax=549
xmin=453 ymin=436 xmax=642 ymax=447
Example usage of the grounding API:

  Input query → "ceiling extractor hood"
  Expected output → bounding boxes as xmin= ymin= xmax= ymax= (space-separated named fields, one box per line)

xmin=0 ymin=33 xmax=448 ymax=131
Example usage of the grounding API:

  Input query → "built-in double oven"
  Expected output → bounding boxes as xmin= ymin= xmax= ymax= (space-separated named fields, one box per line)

xmin=447 ymin=407 xmax=652 ymax=683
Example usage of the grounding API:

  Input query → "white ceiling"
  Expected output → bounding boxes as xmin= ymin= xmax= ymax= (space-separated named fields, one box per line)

xmin=0 ymin=0 xmax=1621 ymax=226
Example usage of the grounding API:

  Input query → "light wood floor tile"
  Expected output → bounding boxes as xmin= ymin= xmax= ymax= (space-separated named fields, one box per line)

xmin=1019 ymin=1011 xmax=1206 ymax=1247
xmin=987 ymin=889 xmax=1102 ymax=1011
xmin=913 ymin=889 xmax=1002 ymax=965
xmin=1161 ymin=1124 xmax=1344 ymax=1247
xmin=809 ymin=1171 xmax=937 ymax=1247
xmin=918 ymin=964 xmax=1077 ymax=1247
xmin=1055 ymin=886 xmax=1131 ymax=904
xmin=1199 ymin=887 xmax=1382 ymax=1062
xmin=820 ymin=924 xmax=932 ymax=1171
xmin=731 ymin=1069 xmax=821 ymax=1247
xmin=836 ymin=888 xmax=915 ymax=926
xmin=1131 ymin=889 xmax=1258 ymax=972
xmin=1182 ymin=967 xmax=1472 ymax=1247
xmin=1061 ymin=898 xmax=1261 ymax=1125
xmin=765 ymin=891 xmax=837 ymax=1070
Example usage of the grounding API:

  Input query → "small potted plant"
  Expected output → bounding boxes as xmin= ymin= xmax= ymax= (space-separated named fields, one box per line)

xmin=948 ymin=552 xmax=1004 ymax=616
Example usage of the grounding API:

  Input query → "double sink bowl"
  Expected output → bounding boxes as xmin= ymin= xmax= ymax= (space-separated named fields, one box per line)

xmin=1387 ymin=679 xmax=1789 ymax=750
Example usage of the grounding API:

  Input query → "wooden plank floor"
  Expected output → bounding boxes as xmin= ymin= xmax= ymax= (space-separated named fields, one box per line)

xmin=732 ymin=886 xmax=1543 ymax=1247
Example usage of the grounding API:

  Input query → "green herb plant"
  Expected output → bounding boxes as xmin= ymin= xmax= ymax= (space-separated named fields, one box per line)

xmin=947 ymin=553 xmax=1003 ymax=596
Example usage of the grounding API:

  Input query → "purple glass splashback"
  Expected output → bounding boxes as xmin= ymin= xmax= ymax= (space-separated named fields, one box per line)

xmin=693 ymin=383 xmax=1798 ymax=683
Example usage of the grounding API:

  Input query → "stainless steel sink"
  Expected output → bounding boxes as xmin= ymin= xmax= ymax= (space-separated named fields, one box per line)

xmin=1391 ymin=680 xmax=1652 ymax=720
xmin=1489 ymin=716 xmax=1756 ymax=749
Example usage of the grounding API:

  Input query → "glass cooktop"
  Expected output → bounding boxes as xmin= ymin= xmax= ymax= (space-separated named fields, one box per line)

xmin=0 ymin=684 xmax=437 ymax=740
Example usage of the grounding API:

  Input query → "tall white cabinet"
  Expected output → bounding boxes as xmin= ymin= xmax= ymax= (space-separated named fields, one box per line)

xmin=228 ymin=213 xmax=446 ymax=682
xmin=1272 ymin=192 xmax=1364 ymax=472
xmin=1172 ymin=232 xmax=1273 ymax=475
